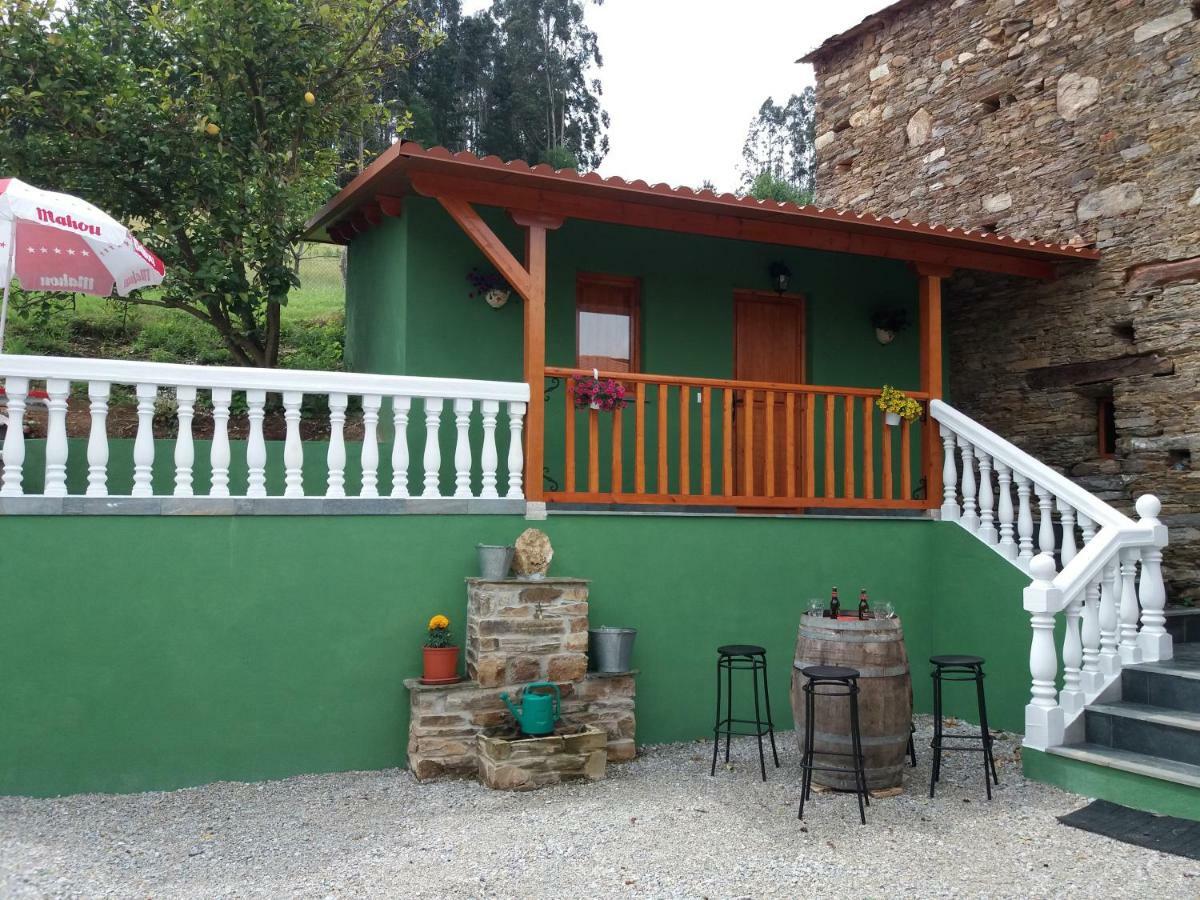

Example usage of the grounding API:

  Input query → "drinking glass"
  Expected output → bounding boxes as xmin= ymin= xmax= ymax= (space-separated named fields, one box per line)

xmin=808 ymin=599 xmax=824 ymax=617
xmin=877 ymin=601 xmax=895 ymax=619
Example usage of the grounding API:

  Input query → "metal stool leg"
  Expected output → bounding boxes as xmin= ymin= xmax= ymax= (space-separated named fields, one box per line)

xmin=974 ymin=665 xmax=998 ymax=798
xmin=724 ymin=657 xmax=733 ymax=763
xmin=760 ymin=654 xmax=780 ymax=768
xmin=907 ymin=723 xmax=917 ymax=767
xmin=848 ymin=683 xmax=867 ymax=825
xmin=929 ymin=668 xmax=942 ymax=799
xmin=799 ymin=682 xmax=815 ymax=820
xmin=710 ymin=657 xmax=723 ymax=776
xmin=751 ymin=661 xmax=767 ymax=782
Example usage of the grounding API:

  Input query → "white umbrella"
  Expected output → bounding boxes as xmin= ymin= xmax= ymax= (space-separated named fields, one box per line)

xmin=0 ymin=177 xmax=166 ymax=352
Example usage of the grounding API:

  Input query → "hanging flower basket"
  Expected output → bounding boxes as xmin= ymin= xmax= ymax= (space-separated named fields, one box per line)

xmin=572 ymin=375 xmax=629 ymax=412
xmin=876 ymin=385 xmax=922 ymax=426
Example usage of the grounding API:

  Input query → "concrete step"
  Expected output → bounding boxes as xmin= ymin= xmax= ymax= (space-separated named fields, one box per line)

xmin=1047 ymin=742 xmax=1200 ymax=790
xmin=1122 ymin=660 xmax=1200 ymax=714
xmin=1084 ymin=702 xmax=1200 ymax=767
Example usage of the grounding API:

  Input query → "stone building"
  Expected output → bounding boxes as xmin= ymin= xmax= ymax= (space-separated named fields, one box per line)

xmin=802 ymin=0 xmax=1200 ymax=598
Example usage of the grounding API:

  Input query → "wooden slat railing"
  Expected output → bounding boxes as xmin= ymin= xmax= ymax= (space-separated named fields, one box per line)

xmin=545 ymin=367 xmax=931 ymax=510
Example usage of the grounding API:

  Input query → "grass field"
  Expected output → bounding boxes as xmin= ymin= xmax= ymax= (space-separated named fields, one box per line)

xmin=4 ymin=245 xmax=347 ymax=371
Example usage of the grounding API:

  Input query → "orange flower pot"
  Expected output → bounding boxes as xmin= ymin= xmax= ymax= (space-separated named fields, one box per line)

xmin=421 ymin=646 xmax=460 ymax=685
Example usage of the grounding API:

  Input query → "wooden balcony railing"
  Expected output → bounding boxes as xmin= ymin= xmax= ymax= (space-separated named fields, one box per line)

xmin=544 ymin=367 xmax=931 ymax=510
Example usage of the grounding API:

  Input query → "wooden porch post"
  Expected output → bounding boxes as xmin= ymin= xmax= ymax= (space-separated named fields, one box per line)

xmin=523 ymin=224 xmax=547 ymax=502
xmin=917 ymin=264 xmax=952 ymax=510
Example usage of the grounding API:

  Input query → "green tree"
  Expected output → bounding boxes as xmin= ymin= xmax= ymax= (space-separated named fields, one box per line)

xmin=377 ymin=0 xmax=608 ymax=170
xmin=740 ymin=89 xmax=816 ymax=204
xmin=1 ymin=0 xmax=435 ymax=367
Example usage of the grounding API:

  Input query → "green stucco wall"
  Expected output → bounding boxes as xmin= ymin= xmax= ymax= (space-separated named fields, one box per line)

xmin=347 ymin=198 xmax=929 ymax=496
xmin=1 ymin=513 xmax=1025 ymax=797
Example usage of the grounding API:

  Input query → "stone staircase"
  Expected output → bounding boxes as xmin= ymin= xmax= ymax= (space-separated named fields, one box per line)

xmin=1047 ymin=617 xmax=1200 ymax=793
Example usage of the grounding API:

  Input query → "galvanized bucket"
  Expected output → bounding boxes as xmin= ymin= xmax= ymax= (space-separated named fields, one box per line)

xmin=589 ymin=627 xmax=637 ymax=673
xmin=477 ymin=544 xmax=514 ymax=580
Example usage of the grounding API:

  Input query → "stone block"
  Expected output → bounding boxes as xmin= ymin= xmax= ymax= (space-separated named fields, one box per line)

xmin=476 ymin=727 xmax=608 ymax=791
xmin=547 ymin=653 xmax=588 ymax=683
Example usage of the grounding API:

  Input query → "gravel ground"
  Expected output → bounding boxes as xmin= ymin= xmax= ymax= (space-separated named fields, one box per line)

xmin=2 ymin=716 xmax=1196 ymax=899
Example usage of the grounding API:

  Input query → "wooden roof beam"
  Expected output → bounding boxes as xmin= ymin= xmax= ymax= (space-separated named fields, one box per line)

xmin=410 ymin=171 xmax=1055 ymax=280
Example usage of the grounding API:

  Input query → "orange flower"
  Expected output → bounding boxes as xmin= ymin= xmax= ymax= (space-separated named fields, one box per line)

xmin=428 ymin=614 xmax=450 ymax=631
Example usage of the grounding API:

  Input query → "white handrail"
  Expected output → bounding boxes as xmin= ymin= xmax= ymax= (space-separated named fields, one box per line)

xmin=0 ymin=354 xmax=529 ymax=403
xmin=1 ymin=354 xmax=530 ymax=502
xmin=931 ymin=399 xmax=1131 ymax=531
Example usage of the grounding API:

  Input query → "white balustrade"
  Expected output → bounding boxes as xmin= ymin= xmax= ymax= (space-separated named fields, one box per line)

xmin=175 ymin=386 xmax=197 ymax=497
xmin=934 ymin=399 xmax=1170 ymax=751
xmin=959 ymin=438 xmax=978 ymax=533
xmin=995 ymin=462 xmax=1016 ymax=560
xmin=976 ymin=451 xmax=996 ymax=545
xmin=360 ymin=395 xmax=381 ymax=499
xmin=0 ymin=354 xmax=529 ymax=504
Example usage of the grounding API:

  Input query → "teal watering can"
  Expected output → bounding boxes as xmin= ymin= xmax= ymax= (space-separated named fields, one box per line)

xmin=500 ymin=681 xmax=561 ymax=736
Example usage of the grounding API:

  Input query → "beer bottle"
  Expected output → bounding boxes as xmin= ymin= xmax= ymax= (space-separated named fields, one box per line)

xmin=830 ymin=587 xmax=840 ymax=619
xmin=858 ymin=588 xmax=870 ymax=620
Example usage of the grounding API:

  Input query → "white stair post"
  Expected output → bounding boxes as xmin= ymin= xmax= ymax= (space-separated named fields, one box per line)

xmin=132 ymin=383 xmax=157 ymax=497
xmin=1078 ymin=514 xmax=1103 ymax=693
xmin=959 ymin=438 xmax=979 ymax=533
xmin=173 ymin=386 xmax=197 ymax=497
xmin=1015 ymin=474 xmax=1035 ymax=567
xmin=283 ymin=390 xmax=304 ymax=497
xmin=422 ymin=397 xmax=444 ymax=498
xmin=210 ymin=388 xmax=232 ymax=498
xmin=0 ymin=377 xmax=28 ymax=496
xmin=1058 ymin=499 xmax=1077 ymax=568
xmin=391 ymin=396 xmax=411 ymax=498
xmin=940 ymin=424 xmax=959 ymax=521
xmin=1061 ymin=593 xmax=1085 ymax=716
xmin=1024 ymin=554 xmax=1065 ymax=750
xmin=360 ymin=394 xmax=382 ymax=498
xmin=1118 ymin=548 xmax=1143 ymax=665
xmin=1034 ymin=484 xmax=1056 ymax=558
xmin=85 ymin=381 xmax=110 ymax=497
xmin=480 ymin=399 xmax=500 ymax=499
xmin=1135 ymin=495 xmax=1171 ymax=662
xmin=326 ymin=392 xmax=348 ymax=498
xmin=507 ymin=400 xmax=526 ymax=499
xmin=245 ymin=389 xmax=267 ymax=498
xmin=453 ymin=397 xmax=473 ymax=498
xmin=43 ymin=378 xmax=70 ymax=497
xmin=995 ymin=462 xmax=1017 ymax=560
xmin=1098 ymin=561 xmax=1121 ymax=675
xmin=976 ymin=451 xmax=996 ymax=544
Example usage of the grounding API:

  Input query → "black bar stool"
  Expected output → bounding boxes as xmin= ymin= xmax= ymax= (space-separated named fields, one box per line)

xmin=929 ymin=654 xmax=1000 ymax=799
xmin=710 ymin=644 xmax=779 ymax=781
xmin=796 ymin=664 xmax=869 ymax=825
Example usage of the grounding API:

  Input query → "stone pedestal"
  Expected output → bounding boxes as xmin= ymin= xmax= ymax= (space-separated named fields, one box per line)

xmin=406 ymin=576 xmax=637 ymax=784
xmin=477 ymin=726 xmax=607 ymax=791
xmin=466 ymin=578 xmax=590 ymax=687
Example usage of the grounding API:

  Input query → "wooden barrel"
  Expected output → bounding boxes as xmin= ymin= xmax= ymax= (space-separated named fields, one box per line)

xmin=789 ymin=615 xmax=912 ymax=790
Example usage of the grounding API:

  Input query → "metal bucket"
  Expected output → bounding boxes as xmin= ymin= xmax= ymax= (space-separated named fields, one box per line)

xmin=589 ymin=627 xmax=637 ymax=673
xmin=477 ymin=544 xmax=514 ymax=580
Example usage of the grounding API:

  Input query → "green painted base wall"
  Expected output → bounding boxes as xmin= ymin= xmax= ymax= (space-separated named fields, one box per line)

xmin=1023 ymin=748 xmax=1200 ymax=823
xmin=1 ymin=514 xmax=1025 ymax=797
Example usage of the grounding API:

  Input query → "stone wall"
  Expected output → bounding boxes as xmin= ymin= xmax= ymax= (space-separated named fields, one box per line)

xmin=808 ymin=0 xmax=1200 ymax=598
xmin=407 ymin=578 xmax=636 ymax=780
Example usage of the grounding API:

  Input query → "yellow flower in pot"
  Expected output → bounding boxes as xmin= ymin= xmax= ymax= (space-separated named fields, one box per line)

xmin=421 ymin=614 xmax=460 ymax=685
xmin=876 ymin=385 xmax=923 ymax=427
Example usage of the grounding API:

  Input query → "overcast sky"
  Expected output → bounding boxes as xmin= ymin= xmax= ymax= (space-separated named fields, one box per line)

xmin=463 ymin=0 xmax=890 ymax=192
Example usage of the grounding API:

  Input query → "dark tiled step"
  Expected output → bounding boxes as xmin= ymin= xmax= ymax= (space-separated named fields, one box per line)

xmin=1122 ymin=662 xmax=1200 ymax=714
xmin=1085 ymin=702 xmax=1200 ymax=767
xmin=1164 ymin=608 xmax=1200 ymax=644
xmin=1047 ymin=742 xmax=1200 ymax=790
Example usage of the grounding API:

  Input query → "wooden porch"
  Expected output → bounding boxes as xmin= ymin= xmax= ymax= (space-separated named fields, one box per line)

xmin=304 ymin=142 xmax=1099 ymax=512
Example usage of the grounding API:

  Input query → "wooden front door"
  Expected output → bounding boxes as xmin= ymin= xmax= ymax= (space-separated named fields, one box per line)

xmin=733 ymin=291 xmax=806 ymax=498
